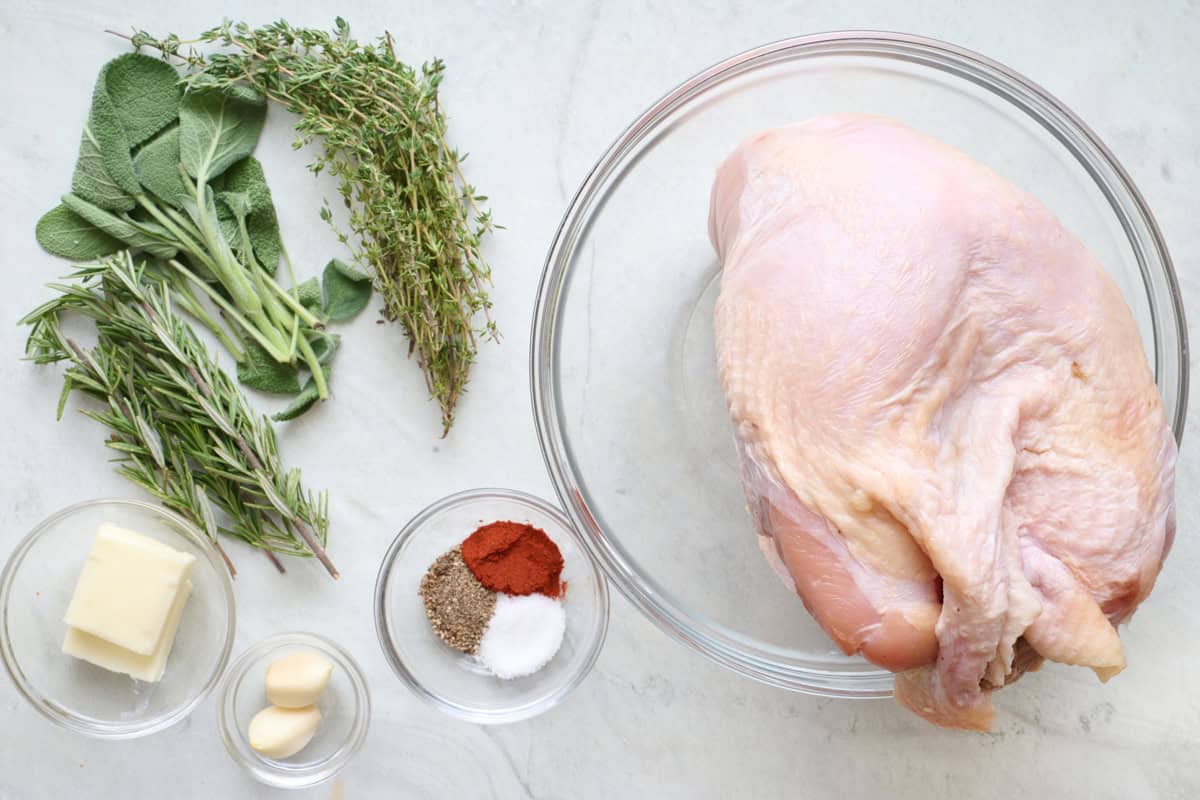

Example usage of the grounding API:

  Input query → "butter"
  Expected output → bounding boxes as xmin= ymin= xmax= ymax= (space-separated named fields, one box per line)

xmin=62 ymin=580 xmax=193 ymax=682
xmin=63 ymin=524 xmax=195 ymax=656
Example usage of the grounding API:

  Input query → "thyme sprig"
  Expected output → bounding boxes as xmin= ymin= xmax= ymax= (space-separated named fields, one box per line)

xmin=22 ymin=253 xmax=337 ymax=577
xmin=125 ymin=18 xmax=498 ymax=433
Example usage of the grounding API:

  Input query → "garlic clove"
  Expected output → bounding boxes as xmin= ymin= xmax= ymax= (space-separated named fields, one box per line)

xmin=248 ymin=705 xmax=322 ymax=760
xmin=266 ymin=650 xmax=334 ymax=708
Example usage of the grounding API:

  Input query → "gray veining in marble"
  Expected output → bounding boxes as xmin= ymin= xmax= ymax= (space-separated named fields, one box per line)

xmin=0 ymin=1 xmax=1197 ymax=797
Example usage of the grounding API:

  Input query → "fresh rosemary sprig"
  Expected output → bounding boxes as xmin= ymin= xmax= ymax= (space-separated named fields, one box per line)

xmin=125 ymin=19 xmax=498 ymax=434
xmin=22 ymin=252 xmax=337 ymax=577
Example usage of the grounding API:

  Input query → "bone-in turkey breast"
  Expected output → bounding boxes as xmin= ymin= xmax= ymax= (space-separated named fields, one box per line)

xmin=709 ymin=114 xmax=1176 ymax=730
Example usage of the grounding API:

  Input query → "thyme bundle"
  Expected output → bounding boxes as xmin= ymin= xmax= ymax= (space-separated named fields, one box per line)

xmin=126 ymin=19 xmax=498 ymax=433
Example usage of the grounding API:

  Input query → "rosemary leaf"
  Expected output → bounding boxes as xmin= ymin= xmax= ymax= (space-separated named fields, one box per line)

xmin=23 ymin=252 xmax=337 ymax=577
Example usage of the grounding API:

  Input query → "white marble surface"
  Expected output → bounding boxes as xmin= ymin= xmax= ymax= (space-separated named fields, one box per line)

xmin=0 ymin=1 xmax=1197 ymax=797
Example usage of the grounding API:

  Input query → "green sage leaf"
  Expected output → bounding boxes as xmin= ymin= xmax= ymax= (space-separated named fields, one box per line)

xmin=133 ymin=125 xmax=188 ymax=207
xmin=295 ymin=277 xmax=322 ymax=312
xmin=70 ymin=82 xmax=138 ymax=211
xmin=219 ymin=157 xmax=282 ymax=273
xmin=130 ymin=217 xmax=176 ymax=242
xmin=179 ymin=86 xmax=267 ymax=183
xmin=237 ymin=338 xmax=302 ymax=395
xmin=103 ymin=53 xmax=183 ymax=147
xmin=307 ymin=332 xmax=340 ymax=367
xmin=61 ymin=193 xmax=178 ymax=260
xmin=209 ymin=172 xmax=241 ymax=253
xmin=272 ymin=370 xmax=326 ymax=422
xmin=321 ymin=259 xmax=372 ymax=321
xmin=217 ymin=190 xmax=253 ymax=220
xmin=35 ymin=204 xmax=123 ymax=260
xmin=217 ymin=212 xmax=240 ymax=257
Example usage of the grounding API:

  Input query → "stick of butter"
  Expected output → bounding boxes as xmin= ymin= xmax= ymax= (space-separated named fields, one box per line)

xmin=62 ymin=580 xmax=193 ymax=682
xmin=63 ymin=524 xmax=195 ymax=656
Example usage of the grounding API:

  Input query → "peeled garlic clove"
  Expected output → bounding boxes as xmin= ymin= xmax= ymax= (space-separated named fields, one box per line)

xmin=248 ymin=705 xmax=322 ymax=759
xmin=266 ymin=650 xmax=334 ymax=708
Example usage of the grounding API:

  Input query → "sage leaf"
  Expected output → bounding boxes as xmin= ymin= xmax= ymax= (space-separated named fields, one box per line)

xmin=133 ymin=125 xmax=188 ymax=206
xmin=237 ymin=338 xmax=302 ymax=394
xmin=295 ymin=277 xmax=322 ymax=312
xmin=307 ymin=332 xmax=340 ymax=366
xmin=272 ymin=370 xmax=327 ymax=422
xmin=180 ymin=86 xmax=267 ymax=183
xmin=220 ymin=157 xmax=282 ymax=273
xmin=220 ymin=160 xmax=271 ymax=210
xmin=71 ymin=83 xmax=138 ymax=211
xmin=103 ymin=53 xmax=183 ymax=147
xmin=209 ymin=173 xmax=241 ymax=252
xmin=61 ymin=193 xmax=178 ymax=260
xmin=217 ymin=212 xmax=240 ymax=256
xmin=130 ymin=217 xmax=176 ymax=242
xmin=321 ymin=258 xmax=372 ymax=321
xmin=218 ymin=190 xmax=253 ymax=220
xmin=35 ymin=204 xmax=123 ymax=260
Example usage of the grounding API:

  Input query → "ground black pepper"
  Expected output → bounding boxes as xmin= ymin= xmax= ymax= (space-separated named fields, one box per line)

xmin=418 ymin=546 xmax=497 ymax=654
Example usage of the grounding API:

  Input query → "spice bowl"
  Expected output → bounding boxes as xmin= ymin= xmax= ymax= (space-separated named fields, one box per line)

xmin=0 ymin=498 xmax=236 ymax=739
xmin=217 ymin=632 xmax=370 ymax=789
xmin=375 ymin=488 xmax=610 ymax=724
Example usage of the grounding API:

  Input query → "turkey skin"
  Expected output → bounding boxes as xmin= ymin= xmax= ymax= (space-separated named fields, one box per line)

xmin=709 ymin=114 xmax=1176 ymax=730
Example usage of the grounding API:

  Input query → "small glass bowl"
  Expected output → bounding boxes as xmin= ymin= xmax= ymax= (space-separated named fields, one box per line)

xmin=0 ymin=498 xmax=236 ymax=738
xmin=217 ymin=632 xmax=370 ymax=789
xmin=374 ymin=488 xmax=610 ymax=724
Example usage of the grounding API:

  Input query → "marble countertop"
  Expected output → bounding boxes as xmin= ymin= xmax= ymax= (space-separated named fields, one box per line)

xmin=1 ymin=1 xmax=1196 ymax=797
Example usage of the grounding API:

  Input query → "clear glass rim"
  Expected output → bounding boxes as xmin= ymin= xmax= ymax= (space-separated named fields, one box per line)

xmin=372 ymin=487 xmax=611 ymax=724
xmin=216 ymin=631 xmax=371 ymax=789
xmin=0 ymin=497 xmax=237 ymax=738
xmin=530 ymin=30 xmax=1189 ymax=698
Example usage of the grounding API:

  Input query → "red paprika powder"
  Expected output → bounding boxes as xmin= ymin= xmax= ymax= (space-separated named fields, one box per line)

xmin=461 ymin=521 xmax=564 ymax=597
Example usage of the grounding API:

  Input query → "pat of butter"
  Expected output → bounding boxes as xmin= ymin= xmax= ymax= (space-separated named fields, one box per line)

xmin=63 ymin=524 xmax=195 ymax=656
xmin=62 ymin=579 xmax=193 ymax=682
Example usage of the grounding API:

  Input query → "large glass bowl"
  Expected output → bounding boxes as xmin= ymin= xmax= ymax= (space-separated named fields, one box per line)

xmin=531 ymin=32 xmax=1188 ymax=698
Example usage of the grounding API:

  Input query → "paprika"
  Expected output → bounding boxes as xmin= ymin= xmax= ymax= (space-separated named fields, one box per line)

xmin=461 ymin=521 xmax=564 ymax=597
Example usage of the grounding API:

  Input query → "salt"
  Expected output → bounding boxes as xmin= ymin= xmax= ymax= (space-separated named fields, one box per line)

xmin=477 ymin=593 xmax=566 ymax=679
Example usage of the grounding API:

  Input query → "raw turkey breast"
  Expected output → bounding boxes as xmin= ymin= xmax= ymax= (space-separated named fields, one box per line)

xmin=709 ymin=114 xmax=1176 ymax=730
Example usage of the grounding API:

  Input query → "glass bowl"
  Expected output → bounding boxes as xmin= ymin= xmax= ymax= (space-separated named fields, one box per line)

xmin=217 ymin=632 xmax=370 ymax=789
xmin=374 ymin=488 xmax=610 ymax=724
xmin=0 ymin=498 xmax=236 ymax=737
xmin=531 ymin=31 xmax=1188 ymax=698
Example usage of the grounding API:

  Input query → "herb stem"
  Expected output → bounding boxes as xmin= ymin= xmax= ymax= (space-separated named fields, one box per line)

xmin=135 ymin=195 xmax=218 ymax=273
xmin=169 ymin=277 xmax=246 ymax=362
xmin=296 ymin=334 xmax=329 ymax=400
xmin=168 ymin=258 xmax=292 ymax=362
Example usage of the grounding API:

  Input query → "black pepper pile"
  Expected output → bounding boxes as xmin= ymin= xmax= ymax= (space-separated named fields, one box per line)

xmin=418 ymin=546 xmax=497 ymax=654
